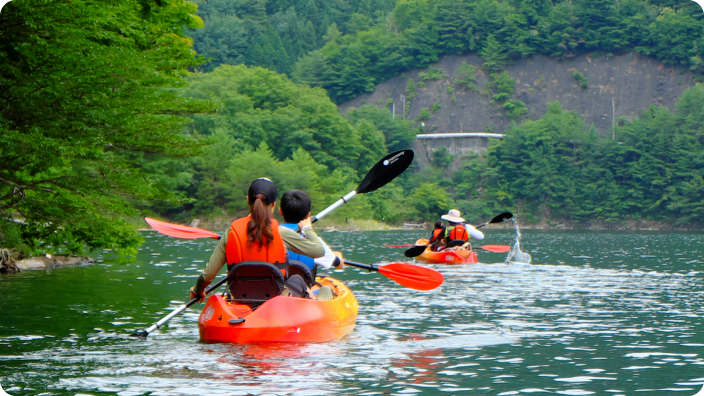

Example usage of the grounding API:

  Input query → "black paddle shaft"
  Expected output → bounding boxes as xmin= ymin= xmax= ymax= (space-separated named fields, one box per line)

xmin=131 ymin=276 xmax=228 ymax=337
xmin=344 ymin=260 xmax=378 ymax=272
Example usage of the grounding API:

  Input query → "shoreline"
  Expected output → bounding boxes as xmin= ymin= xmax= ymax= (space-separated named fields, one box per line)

xmin=1 ymin=253 xmax=96 ymax=273
xmin=146 ymin=216 xmax=701 ymax=233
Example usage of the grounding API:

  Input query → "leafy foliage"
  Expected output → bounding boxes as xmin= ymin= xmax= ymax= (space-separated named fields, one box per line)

xmin=181 ymin=65 xmax=384 ymax=171
xmin=417 ymin=108 xmax=431 ymax=122
xmin=133 ymin=64 xmax=399 ymax=223
xmin=573 ymin=71 xmax=590 ymax=89
xmin=454 ymin=61 xmax=479 ymax=92
xmin=188 ymin=0 xmax=397 ymax=76
xmin=0 ymin=0 xmax=214 ymax=255
xmin=345 ymin=105 xmax=417 ymax=153
xmin=419 ymin=66 xmax=448 ymax=81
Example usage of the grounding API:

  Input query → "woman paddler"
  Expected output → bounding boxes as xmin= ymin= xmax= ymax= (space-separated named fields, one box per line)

xmin=189 ymin=178 xmax=326 ymax=302
xmin=441 ymin=209 xmax=484 ymax=243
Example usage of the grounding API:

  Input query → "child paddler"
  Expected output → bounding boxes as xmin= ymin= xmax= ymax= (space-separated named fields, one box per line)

xmin=278 ymin=190 xmax=344 ymax=301
xmin=279 ymin=189 xmax=345 ymax=272
xmin=189 ymin=178 xmax=325 ymax=302
xmin=429 ymin=220 xmax=446 ymax=251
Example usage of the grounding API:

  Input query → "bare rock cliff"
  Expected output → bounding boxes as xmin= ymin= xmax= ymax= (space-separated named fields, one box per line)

xmin=339 ymin=53 xmax=697 ymax=138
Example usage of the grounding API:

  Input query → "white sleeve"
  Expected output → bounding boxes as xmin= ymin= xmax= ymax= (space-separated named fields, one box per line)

xmin=466 ymin=225 xmax=484 ymax=240
xmin=314 ymin=237 xmax=337 ymax=269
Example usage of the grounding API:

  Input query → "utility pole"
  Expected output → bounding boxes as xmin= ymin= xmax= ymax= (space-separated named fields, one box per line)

xmin=400 ymin=94 xmax=405 ymax=120
xmin=612 ymin=97 xmax=615 ymax=140
xmin=392 ymin=102 xmax=395 ymax=119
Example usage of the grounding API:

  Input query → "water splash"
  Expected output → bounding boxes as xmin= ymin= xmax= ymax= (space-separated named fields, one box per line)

xmin=506 ymin=217 xmax=532 ymax=264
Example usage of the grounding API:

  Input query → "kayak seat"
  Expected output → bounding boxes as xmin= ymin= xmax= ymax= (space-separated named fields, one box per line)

xmin=226 ymin=261 xmax=285 ymax=308
xmin=288 ymin=260 xmax=316 ymax=288
xmin=446 ymin=239 xmax=466 ymax=249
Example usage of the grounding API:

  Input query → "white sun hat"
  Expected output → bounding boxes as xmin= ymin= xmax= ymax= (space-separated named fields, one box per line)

xmin=441 ymin=209 xmax=465 ymax=223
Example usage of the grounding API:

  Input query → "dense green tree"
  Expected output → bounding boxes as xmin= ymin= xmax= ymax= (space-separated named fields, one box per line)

xmin=575 ymin=0 xmax=627 ymax=52
xmin=181 ymin=64 xmax=385 ymax=172
xmin=0 ymin=0 xmax=213 ymax=255
xmin=675 ymin=84 xmax=704 ymax=143
xmin=409 ymin=183 xmax=452 ymax=221
xmin=441 ymin=84 xmax=704 ymax=226
xmin=435 ymin=0 xmax=474 ymax=54
xmin=346 ymin=105 xmax=417 ymax=152
xmin=189 ymin=14 xmax=249 ymax=72
xmin=291 ymin=50 xmax=334 ymax=87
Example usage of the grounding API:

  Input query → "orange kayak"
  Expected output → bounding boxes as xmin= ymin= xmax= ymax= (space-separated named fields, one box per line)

xmin=198 ymin=277 xmax=357 ymax=343
xmin=413 ymin=239 xmax=478 ymax=265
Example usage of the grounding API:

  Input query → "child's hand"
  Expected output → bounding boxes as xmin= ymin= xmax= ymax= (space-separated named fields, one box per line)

xmin=298 ymin=216 xmax=312 ymax=230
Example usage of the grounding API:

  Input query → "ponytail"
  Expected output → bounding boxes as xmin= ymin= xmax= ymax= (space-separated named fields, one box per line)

xmin=247 ymin=194 xmax=274 ymax=247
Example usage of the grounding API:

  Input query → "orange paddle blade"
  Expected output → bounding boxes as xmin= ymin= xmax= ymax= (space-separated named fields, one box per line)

xmin=144 ymin=217 xmax=220 ymax=239
xmin=479 ymin=245 xmax=511 ymax=253
xmin=378 ymin=263 xmax=444 ymax=291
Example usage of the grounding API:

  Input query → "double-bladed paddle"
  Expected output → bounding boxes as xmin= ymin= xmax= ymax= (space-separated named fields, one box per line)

xmin=404 ymin=212 xmax=514 ymax=258
xmin=132 ymin=150 xmax=416 ymax=338
xmin=386 ymin=243 xmax=510 ymax=253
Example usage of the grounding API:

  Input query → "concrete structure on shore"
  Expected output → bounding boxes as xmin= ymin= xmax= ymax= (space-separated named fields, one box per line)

xmin=413 ymin=132 xmax=504 ymax=169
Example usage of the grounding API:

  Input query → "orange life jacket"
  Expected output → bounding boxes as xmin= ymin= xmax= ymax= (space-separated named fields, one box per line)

xmin=225 ymin=216 xmax=287 ymax=274
xmin=448 ymin=224 xmax=468 ymax=241
xmin=430 ymin=228 xmax=444 ymax=243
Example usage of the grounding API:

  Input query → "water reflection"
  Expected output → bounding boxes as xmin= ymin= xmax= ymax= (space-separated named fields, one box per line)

xmin=1 ymin=230 xmax=703 ymax=395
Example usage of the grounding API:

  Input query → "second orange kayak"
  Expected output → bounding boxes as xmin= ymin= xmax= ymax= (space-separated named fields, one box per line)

xmin=413 ymin=239 xmax=478 ymax=264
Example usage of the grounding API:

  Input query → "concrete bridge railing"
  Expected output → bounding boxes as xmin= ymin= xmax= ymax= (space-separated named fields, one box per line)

xmin=413 ymin=132 xmax=505 ymax=169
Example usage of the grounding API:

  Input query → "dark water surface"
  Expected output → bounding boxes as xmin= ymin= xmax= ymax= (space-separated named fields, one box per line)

xmin=1 ymin=230 xmax=703 ymax=395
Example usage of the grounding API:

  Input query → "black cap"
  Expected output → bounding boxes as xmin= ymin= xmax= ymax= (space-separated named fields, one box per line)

xmin=248 ymin=178 xmax=277 ymax=204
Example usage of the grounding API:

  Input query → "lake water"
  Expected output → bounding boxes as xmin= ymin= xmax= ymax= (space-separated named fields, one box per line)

xmin=1 ymin=229 xmax=703 ymax=395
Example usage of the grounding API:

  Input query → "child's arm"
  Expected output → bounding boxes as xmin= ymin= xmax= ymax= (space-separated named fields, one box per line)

xmin=279 ymin=225 xmax=325 ymax=258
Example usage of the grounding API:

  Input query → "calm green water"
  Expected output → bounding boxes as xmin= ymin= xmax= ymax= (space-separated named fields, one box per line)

xmin=1 ymin=230 xmax=703 ymax=395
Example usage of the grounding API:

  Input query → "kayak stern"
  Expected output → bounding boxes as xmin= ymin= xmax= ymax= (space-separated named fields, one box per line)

xmin=198 ymin=277 xmax=357 ymax=343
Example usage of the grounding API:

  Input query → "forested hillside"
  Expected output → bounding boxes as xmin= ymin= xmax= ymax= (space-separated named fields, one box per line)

xmin=186 ymin=0 xmax=704 ymax=104
xmin=188 ymin=0 xmax=395 ymax=75
xmin=340 ymin=52 xmax=697 ymax=137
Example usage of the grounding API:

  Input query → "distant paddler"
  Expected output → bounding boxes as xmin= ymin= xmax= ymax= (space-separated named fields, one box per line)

xmin=440 ymin=209 xmax=484 ymax=245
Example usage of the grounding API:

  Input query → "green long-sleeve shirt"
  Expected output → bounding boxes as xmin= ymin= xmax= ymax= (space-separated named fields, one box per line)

xmin=192 ymin=224 xmax=324 ymax=294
